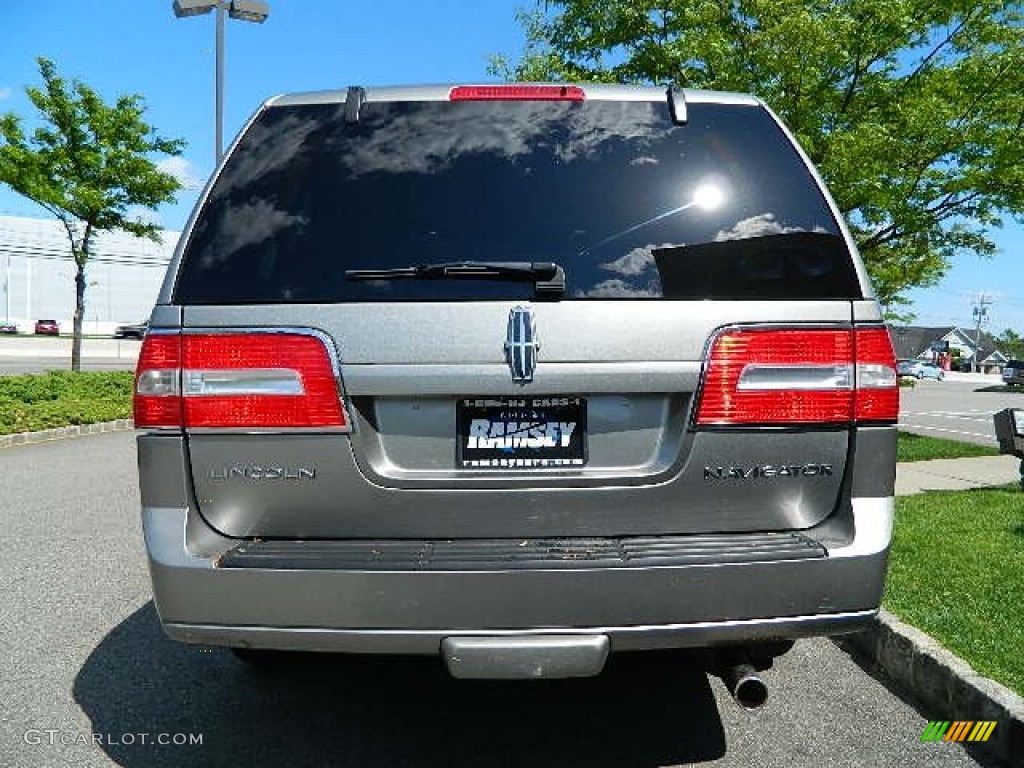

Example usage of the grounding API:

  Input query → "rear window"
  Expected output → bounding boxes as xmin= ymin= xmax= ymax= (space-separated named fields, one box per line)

xmin=173 ymin=98 xmax=862 ymax=303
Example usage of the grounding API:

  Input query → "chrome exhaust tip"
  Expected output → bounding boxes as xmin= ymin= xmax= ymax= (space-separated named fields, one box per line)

xmin=719 ymin=661 xmax=769 ymax=710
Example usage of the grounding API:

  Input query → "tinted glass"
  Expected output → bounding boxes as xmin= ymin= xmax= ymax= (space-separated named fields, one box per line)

xmin=174 ymin=99 xmax=862 ymax=303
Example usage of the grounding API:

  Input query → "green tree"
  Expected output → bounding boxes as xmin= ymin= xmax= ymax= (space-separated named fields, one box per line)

xmin=492 ymin=1 xmax=1024 ymax=305
xmin=994 ymin=328 xmax=1024 ymax=359
xmin=0 ymin=57 xmax=185 ymax=371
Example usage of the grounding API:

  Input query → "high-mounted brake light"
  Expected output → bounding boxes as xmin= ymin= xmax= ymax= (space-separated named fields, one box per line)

xmin=449 ymin=85 xmax=585 ymax=101
xmin=695 ymin=327 xmax=897 ymax=427
xmin=133 ymin=332 xmax=348 ymax=430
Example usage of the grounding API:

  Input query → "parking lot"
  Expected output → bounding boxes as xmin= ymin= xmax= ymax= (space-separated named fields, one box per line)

xmin=0 ymin=431 xmax=986 ymax=767
xmin=0 ymin=345 xmax=1016 ymax=766
xmin=898 ymin=372 xmax=1021 ymax=446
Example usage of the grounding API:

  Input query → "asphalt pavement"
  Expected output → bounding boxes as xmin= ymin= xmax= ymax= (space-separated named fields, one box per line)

xmin=898 ymin=373 xmax=1022 ymax=447
xmin=0 ymin=431 xmax=984 ymax=767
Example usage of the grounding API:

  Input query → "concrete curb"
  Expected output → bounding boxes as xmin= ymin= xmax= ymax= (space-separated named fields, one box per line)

xmin=0 ymin=419 xmax=134 ymax=449
xmin=838 ymin=610 xmax=1024 ymax=766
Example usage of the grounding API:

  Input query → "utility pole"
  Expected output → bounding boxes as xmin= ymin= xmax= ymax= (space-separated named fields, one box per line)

xmin=972 ymin=294 xmax=991 ymax=372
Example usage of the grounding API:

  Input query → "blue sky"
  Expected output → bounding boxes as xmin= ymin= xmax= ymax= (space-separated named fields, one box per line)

xmin=1 ymin=0 xmax=1021 ymax=333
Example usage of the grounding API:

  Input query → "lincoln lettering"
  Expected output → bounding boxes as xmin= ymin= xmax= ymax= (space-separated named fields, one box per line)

xmin=209 ymin=465 xmax=316 ymax=480
xmin=467 ymin=420 xmax=576 ymax=449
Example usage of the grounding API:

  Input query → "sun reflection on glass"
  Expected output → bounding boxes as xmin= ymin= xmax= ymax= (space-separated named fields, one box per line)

xmin=692 ymin=182 xmax=726 ymax=211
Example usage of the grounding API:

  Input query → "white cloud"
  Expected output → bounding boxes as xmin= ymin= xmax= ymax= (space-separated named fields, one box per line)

xmin=0 ymin=87 xmax=12 ymax=101
xmin=203 ymin=198 xmax=307 ymax=264
xmin=127 ymin=206 xmax=163 ymax=227
xmin=575 ymin=278 xmax=660 ymax=298
xmin=599 ymin=243 xmax=674 ymax=277
xmin=340 ymin=100 xmax=665 ymax=179
xmin=156 ymin=156 xmax=204 ymax=191
xmin=714 ymin=213 xmax=825 ymax=242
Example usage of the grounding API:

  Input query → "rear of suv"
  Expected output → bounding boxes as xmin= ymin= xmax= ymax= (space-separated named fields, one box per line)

xmin=134 ymin=84 xmax=898 ymax=692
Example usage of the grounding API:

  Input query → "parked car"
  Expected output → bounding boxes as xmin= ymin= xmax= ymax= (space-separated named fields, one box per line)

xmin=133 ymin=83 xmax=898 ymax=702
xmin=0 ymin=321 xmax=17 ymax=334
xmin=897 ymin=360 xmax=945 ymax=381
xmin=33 ymin=319 xmax=59 ymax=336
xmin=114 ymin=321 xmax=148 ymax=340
xmin=1002 ymin=360 xmax=1024 ymax=386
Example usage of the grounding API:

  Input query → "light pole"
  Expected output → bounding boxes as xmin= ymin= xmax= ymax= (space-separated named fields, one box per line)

xmin=172 ymin=0 xmax=269 ymax=163
xmin=3 ymin=252 xmax=9 ymax=323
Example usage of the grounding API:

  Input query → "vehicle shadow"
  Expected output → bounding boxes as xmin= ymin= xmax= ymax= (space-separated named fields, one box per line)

xmin=74 ymin=603 xmax=727 ymax=767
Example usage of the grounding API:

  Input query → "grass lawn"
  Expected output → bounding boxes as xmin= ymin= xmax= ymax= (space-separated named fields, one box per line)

xmin=0 ymin=371 xmax=133 ymax=435
xmin=896 ymin=430 xmax=1000 ymax=462
xmin=886 ymin=486 xmax=1024 ymax=695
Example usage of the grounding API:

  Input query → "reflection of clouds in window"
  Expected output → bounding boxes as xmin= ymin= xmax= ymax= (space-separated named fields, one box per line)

xmin=200 ymin=199 xmax=307 ymax=268
xmin=714 ymin=213 xmax=823 ymax=242
xmin=600 ymin=243 xmax=676 ymax=276
xmin=552 ymin=105 xmax=662 ymax=164
xmin=577 ymin=242 xmax=674 ymax=297
xmin=339 ymin=109 xmax=531 ymax=178
xmin=575 ymin=278 xmax=660 ymax=298
xmin=221 ymin=110 xmax=324 ymax=193
xmin=337 ymin=102 xmax=664 ymax=178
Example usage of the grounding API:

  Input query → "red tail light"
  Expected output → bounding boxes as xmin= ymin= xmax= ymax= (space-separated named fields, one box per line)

xmin=449 ymin=85 xmax=585 ymax=101
xmin=134 ymin=332 xmax=348 ymax=430
xmin=695 ymin=326 xmax=897 ymax=426
xmin=133 ymin=334 xmax=183 ymax=428
xmin=853 ymin=327 xmax=900 ymax=422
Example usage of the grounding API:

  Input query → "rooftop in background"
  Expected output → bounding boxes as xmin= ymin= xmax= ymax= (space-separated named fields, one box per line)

xmin=0 ymin=214 xmax=180 ymax=333
xmin=0 ymin=214 xmax=180 ymax=268
xmin=888 ymin=324 xmax=1007 ymax=367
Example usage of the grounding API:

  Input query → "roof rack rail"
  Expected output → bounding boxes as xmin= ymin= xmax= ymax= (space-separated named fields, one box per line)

xmin=344 ymin=86 xmax=366 ymax=124
xmin=667 ymin=87 xmax=688 ymax=125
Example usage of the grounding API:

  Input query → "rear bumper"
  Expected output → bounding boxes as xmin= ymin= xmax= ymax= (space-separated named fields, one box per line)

xmin=165 ymin=611 xmax=876 ymax=655
xmin=143 ymin=498 xmax=892 ymax=654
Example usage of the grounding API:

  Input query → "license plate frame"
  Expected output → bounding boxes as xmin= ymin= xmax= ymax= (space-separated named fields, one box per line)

xmin=456 ymin=396 xmax=587 ymax=469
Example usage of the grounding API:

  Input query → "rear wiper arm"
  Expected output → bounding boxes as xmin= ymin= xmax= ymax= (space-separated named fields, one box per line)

xmin=346 ymin=261 xmax=565 ymax=299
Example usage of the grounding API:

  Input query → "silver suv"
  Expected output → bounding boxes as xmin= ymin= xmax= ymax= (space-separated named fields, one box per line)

xmin=134 ymin=84 xmax=897 ymax=703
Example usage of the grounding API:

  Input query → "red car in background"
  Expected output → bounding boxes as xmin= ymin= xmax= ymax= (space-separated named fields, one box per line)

xmin=34 ymin=319 xmax=60 ymax=336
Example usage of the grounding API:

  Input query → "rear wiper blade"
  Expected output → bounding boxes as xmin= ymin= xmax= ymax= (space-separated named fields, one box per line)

xmin=346 ymin=261 xmax=565 ymax=299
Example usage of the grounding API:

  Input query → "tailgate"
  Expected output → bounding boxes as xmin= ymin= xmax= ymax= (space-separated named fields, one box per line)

xmin=183 ymin=300 xmax=856 ymax=539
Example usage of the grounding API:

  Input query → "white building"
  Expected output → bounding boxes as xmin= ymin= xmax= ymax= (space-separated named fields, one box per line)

xmin=0 ymin=214 xmax=179 ymax=335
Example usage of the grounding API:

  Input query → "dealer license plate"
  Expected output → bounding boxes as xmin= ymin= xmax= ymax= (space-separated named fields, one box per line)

xmin=456 ymin=397 xmax=587 ymax=469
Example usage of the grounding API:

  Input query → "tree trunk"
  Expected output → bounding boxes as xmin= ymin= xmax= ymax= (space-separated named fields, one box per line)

xmin=71 ymin=262 xmax=86 ymax=372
